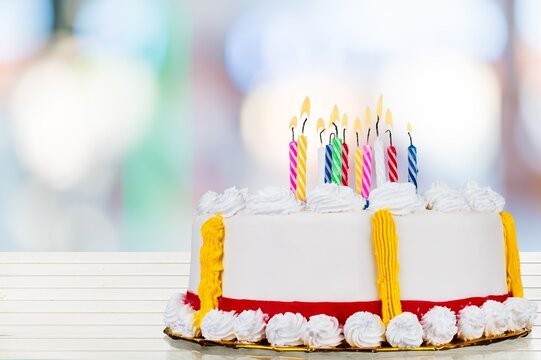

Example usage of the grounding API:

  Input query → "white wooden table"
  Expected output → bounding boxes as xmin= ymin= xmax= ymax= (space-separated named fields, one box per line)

xmin=0 ymin=252 xmax=539 ymax=360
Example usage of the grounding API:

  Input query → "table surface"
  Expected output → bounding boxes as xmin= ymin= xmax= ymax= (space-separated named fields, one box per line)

xmin=0 ymin=252 xmax=539 ymax=360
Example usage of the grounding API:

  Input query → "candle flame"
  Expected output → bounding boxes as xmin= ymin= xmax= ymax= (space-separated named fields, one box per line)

xmin=341 ymin=114 xmax=348 ymax=129
xmin=300 ymin=96 xmax=311 ymax=119
xmin=289 ymin=116 xmax=298 ymax=129
xmin=385 ymin=109 xmax=393 ymax=129
xmin=364 ymin=106 xmax=372 ymax=127
xmin=329 ymin=105 xmax=340 ymax=128
xmin=316 ymin=118 xmax=325 ymax=133
xmin=407 ymin=122 xmax=413 ymax=133
xmin=377 ymin=95 xmax=383 ymax=118
xmin=354 ymin=117 xmax=362 ymax=133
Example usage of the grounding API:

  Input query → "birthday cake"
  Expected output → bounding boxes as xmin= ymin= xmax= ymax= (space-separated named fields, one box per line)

xmin=164 ymin=97 xmax=537 ymax=350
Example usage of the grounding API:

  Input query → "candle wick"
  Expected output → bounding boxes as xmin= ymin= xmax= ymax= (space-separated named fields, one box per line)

xmin=301 ymin=118 xmax=308 ymax=134
xmin=386 ymin=129 xmax=393 ymax=146
xmin=319 ymin=129 xmax=324 ymax=145
xmin=342 ymin=128 xmax=346 ymax=141
xmin=408 ymin=132 xmax=413 ymax=146
xmin=356 ymin=132 xmax=359 ymax=148
xmin=329 ymin=132 xmax=335 ymax=145
xmin=291 ymin=127 xmax=295 ymax=141
xmin=376 ymin=116 xmax=380 ymax=137
xmin=366 ymin=128 xmax=371 ymax=144
xmin=333 ymin=122 xmax=338 ymax=137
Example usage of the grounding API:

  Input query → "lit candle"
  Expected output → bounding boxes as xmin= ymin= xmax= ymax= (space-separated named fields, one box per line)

xmin=374 ymin=95 xmax=386 ymax=188
xmin=341 ymin=114 xmax=349 ymax=186
xmin=296 ymin=97 xmax=310 ymax=202
xmin=354 ymin=117 xmax=363 ymax=195
xmin=361 ymin=107 xmax=373 ymax=199
xmin=316 ymin=118 xmax=326 ymax=185
xmin=385 ymin=109 xmax=398 ymax=182
xmin=325 ymin=133 xmax=333 ymax=184
xmin=288 ymin=116 xmax=298 ymax=195
xmin=407 ymin=122 xmax=418 ymax=191
xmin=329 ymin=105 xmax=342 ymax=185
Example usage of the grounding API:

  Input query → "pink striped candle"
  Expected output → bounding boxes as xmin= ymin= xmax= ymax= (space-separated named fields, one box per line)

xmin=341 ymin=142 xmax=349 ymax=186
xmin=289 ymin=140 xmax=298 ymax=194
xmin=361 ymin=144 xmax=373 ymax=199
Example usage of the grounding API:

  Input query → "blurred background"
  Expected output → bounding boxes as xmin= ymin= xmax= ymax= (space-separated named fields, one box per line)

xmin=0 ymin=0 xmax=539 ymax=251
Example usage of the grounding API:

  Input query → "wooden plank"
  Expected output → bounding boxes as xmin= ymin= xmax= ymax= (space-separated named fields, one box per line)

xmin=0 ymin=300 xmax=166 ymax=313
xmin=0 ymin=252 xmax=190 ymax=263
xmin=523 ymin=263 xmax=541 ymax=275
xmin=0 ymin=288 xmax=186 ymax=301
xmin=521 ymin=253 xmax=541 ymax=263
xmin=0 ymin=263 xmax=190 ymax=276
xmin=0 ymin=338 xmax=173 ymax=351
xmin=0 ymin=275 xmax=188 ymax=288
xmin=523 ymin=275 xmax=541 ymax=288
xmin=0 ymin=325 xmax=163 ymax=338
xmin=525 ymin=288 xmax=541 ymax=300
xmin=0 ymin=352 xmax=175 ymax=360
xmin=0 ymin=312 xmax=162 ymax=326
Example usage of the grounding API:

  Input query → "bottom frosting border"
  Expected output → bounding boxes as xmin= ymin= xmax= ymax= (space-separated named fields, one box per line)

xmin=163 ymin=327 xmax=530 ymax=352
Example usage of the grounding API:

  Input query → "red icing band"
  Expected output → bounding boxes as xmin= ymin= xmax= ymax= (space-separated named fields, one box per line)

xmin=184 ymin=291 xmax=509 ymax=324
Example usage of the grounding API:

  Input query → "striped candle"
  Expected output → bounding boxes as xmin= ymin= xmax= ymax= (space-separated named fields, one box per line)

xmin=354 ymin=147 xmax=363 ymax=195
xmin=361 ymin=144 xmax=373 ymax=198
xmin=341 ymin=142 xmax=349 ymax=186
xmin=387 ymin=145 xmax=398 ymax=182
xmin=374 ymin=138 xmax=385 ymax=187
xmin=289 ymin=140 xmax=298 ymax=194
xmin=331 ymin=137 xmax=342 ymax=185
xmin=408 ymin=144 xmax=418 ymax=190
xmin=296 ymin=134 xmax=307 ymax=201
xmin=325 ymin=143 xmax=332 ymax=183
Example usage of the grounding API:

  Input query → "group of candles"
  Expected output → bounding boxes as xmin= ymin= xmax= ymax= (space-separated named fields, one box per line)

xmin=289 ymin=96 xmax=419 ymax=202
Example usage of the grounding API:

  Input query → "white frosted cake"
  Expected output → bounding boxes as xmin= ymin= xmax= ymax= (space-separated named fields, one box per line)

xmin=164 ymin=182 xmax=537 ymax=349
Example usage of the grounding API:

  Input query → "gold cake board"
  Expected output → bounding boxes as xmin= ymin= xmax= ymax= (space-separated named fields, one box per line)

xmin=164 ymin=327 xmax=530 ymax=353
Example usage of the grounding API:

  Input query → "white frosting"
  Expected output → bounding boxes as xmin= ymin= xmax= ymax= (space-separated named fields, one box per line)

xmin=307 ymin=184 xmax=364 ymax=213
xmin=302 ymin=314 xmax=344 ymax=348
xmin=197 ymin=191 xmax=219 ymax=215
xmin=423 ymin=182 xmax=470 ymax=212
xmin=369 ymin=182 xmax=426 ymax=215
xmin=212 ymin=187 xmax=247 ymax=217
xmin=343 ymin=311 xmax=385 ymax=348
xmin=505 ymin=297 xmax=538 ymax=331
xmin=233 ymin=309 xmax=268 ymax=343
xmin=245 ymin=187 xmax=303 ymax=215
xmin=164 ymin=293 xmax=184 ymax=328
xmin=421 ymin=306 xmax=457 ymax=346
xmin=457 ymin=305 xmax=486 ymax=341
xmin=174 ymin=304 xmax=198 ymax=337
xmin=482 ymin=300 xmax=510 ymax=336
xmin=200 ymin=310 xmax=237 ymax=341
xmin=461 ymin=181 xmax=505 ymax=212
xmin=385 ymin=312 xmax=424 ymax=348
xmin=266 ymin=312 xmax=307 ymax=347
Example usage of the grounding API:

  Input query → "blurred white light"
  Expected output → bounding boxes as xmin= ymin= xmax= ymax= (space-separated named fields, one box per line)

xmin=225 ymin=0 xmax=506 ymax=93
xmin=518 ymin=79 xmax=541 ymax=173
xmin=376 ymin=53 xmax=501 ymax=188
xmin=0 ymin=0 xmax=53 ymax=62
xmin=240 ymin=73 xmax=365 ymax=190
xmin=516 ymin=0 xmax=541 ymax=54
xmin=74 ymin=0 xmax=168 ymax=66
xmin=9 ymin=46 xmax=158 ymax=189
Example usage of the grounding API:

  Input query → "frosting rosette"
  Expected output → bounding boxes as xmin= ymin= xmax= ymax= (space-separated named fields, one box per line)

xmin=461 ymin=181 xmax=505 ymax=212
xmin=233 ymin=309 xmax=269 ymax=343
xmin=457 ymin=305 xmax=486 ymax=341
xmin=307 ymin=184 xmax=364 ymax=213
xmin=421 ymin=306 xmax=457 ymax=346
xmin=164 ymin=293 xmax=184 ymax=328
xmin=174 ymin=304 xmax=198 ymax=337
xmin=197 ymin=191 xmax=219 ymax=215
xmin=343 ymin=311 xmax=385 ymax=348
xmin=212 ymin=187 xmax=247 ymax=217
xmin=423 ymin=182 xmax=469 ymax=212
xmin=369 ymin=182 xmax=426 ymax=215
xmin=245 ymin=187 xmax=303 ymax=215
xmin=385 ymin=312 xmax=424 ymax=348
xmin=200 ymin=309 xmax=237 ymax=341
xmin=266 ymin=312 xmax=307 ymax=347
xmin=482 ymin=300 xmax=510 ymax=336
xmin=302 ymin=314 xmax=344 ymax=348
xmin=504 ymin=297 xmax=538 ymax=331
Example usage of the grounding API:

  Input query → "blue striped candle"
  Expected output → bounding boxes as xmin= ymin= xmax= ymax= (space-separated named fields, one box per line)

xmin=325 ymin=144 xmax=332 ymax=183
xmin=408 ymin=144 xmax=418 ymax=191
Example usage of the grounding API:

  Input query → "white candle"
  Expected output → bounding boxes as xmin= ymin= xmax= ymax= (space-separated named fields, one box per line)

xmin=374 ymin=137 xmax=385 ymax=188
xmin=317 ymin=146 xmax=326 ymax=185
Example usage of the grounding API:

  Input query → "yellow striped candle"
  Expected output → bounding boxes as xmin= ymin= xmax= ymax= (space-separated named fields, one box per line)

xmin=296 ymin=97 xmax=310 ymax=202
xmin=354 ymin=117 xmax=363 ymax=195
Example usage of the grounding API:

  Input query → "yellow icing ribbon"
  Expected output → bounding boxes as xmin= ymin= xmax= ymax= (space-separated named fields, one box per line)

xmin=193 ymin=215 xmax=225 ymax=329
xmin=500 ymin=212 xmax=523 ymax=297
xmin=372 ymin=209 xmax=402 ymax=324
